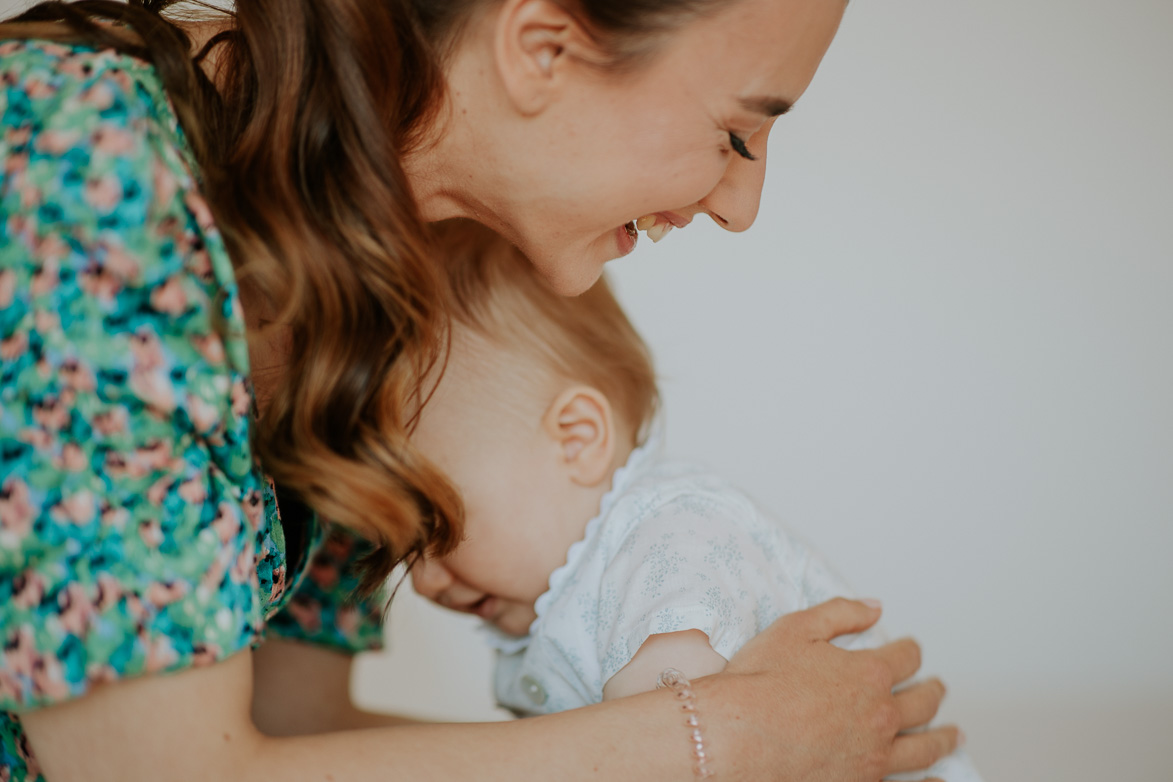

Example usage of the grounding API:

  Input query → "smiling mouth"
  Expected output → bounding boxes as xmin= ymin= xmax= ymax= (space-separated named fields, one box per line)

xmin=638 ymin=215 xmax=671 ymax=243
xmin=633 ymin=212 xmax=690 ymax=244
xmin=614 ymin=212 xmax=684 ymax=257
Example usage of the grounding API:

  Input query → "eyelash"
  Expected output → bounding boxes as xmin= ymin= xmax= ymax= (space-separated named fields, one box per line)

xmin=728 ymin=132 xmax=758 ymax=161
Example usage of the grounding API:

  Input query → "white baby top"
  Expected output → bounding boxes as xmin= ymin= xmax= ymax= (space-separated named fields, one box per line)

xmin=481 ymin=431 xmax=981 ymax=782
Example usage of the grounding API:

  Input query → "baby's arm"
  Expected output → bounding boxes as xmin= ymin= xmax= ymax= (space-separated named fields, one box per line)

xmin=602 ymin=630 xmax=727 ymax=700
xmin=588 ymin=482 xmax=776 ymax=703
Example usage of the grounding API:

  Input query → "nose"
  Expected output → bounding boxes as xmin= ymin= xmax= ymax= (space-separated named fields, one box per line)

xmin=410 ymin=556 xmax=454 ymax=602
xmin=696 ymin=122 xmax=773 ymax=233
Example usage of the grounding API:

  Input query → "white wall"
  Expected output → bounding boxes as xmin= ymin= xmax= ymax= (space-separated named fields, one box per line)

xmin=359 ymin=2 xmax=1173 ymax=780
xmin=5 ymin=0 xmax=1168 ymax=778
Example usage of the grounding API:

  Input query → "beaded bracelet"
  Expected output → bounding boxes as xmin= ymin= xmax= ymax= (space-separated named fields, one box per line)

xmin=657 ymin=668 xmax=715 ymax=778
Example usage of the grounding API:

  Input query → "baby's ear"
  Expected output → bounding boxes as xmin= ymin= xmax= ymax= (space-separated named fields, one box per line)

xmin=542 ymin=386 xmax=615 ymax=487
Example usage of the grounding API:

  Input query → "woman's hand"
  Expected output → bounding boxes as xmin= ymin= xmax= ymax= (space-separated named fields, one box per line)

xmin=700 ymin=597 xmax=959 ymax=782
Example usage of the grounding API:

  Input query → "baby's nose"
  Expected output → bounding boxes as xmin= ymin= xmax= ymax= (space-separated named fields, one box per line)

xmin=410 ymin=556 xmax=454 ymax=602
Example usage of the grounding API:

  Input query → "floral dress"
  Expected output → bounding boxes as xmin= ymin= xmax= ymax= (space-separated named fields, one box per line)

xmin=0 ymin=38 xmax=385 ymax=780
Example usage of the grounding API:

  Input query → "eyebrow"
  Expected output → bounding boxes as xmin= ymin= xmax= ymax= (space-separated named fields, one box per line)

xmin=739 ymin=96 xmax=793 ymax=117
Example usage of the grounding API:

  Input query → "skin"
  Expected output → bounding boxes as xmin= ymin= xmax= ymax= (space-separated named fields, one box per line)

xmin=409 ymin=329 xmax=625 ymax=636
xmin=409 ymin=328 xmax=732 ymax=688
xmin=24 ymin=600 xmax=954 ymax=782
xmin=19 ymin=0 xmax=961 ymax=779
xmin=405 ymin=0 xmax=845 ymax=294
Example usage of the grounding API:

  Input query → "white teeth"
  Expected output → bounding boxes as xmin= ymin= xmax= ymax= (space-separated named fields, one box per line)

xmin=647 ymin=222 xmax=674 ymax=243
xmin=635 ymin=214 xmax=657 ymax=231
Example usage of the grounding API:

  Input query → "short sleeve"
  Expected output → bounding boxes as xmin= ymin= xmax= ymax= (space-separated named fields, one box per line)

xmin=0 ymin=41 xmax=267 ymax=714
xmin=265 ymin=523 xmax=386 ymax=654
xmin=595 ymin=490 xmax=788 ymax=684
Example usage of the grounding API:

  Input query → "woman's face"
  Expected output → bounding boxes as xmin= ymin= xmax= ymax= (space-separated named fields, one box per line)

xmin=451 ymin=0 xmax=848 ymax=293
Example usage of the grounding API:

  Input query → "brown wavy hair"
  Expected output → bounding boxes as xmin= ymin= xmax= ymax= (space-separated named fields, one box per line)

xmin=0 ymin=0 xmax=728 ymax=593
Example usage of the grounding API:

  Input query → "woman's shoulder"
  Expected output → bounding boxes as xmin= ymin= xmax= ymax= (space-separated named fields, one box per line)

xmin=1 ymin=33 xmax=244 ymax=363
xmin=1 ymin=36 xmax=181 ymax=134
xmin=3 ymin=33 xmax=200 ymax=187
xmin=0 ymin=39 xmax=270 ymax=717
xmin=1 ymin=34 xmax=198 ymax=189
xmin=1 ymin=35 xmax=169 ymax=94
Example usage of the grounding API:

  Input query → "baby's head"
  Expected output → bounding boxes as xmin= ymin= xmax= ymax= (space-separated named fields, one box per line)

xmin=410 ymin=221 xmax=658 ymax=636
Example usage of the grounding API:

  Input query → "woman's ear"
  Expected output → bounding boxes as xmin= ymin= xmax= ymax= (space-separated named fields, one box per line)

xmin=492 ymin=0 xmax=591 ymax=115
xmin=542 ymin=386 xmax=616 ymax=487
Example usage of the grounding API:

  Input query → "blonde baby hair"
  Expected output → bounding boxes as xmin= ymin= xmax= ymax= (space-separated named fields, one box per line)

xmin=428 ymin=220 xmax=659 ymax=448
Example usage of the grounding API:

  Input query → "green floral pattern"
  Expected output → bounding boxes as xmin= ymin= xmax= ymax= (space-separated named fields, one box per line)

xmin=0 ymin=38 xmax=383 ymax=780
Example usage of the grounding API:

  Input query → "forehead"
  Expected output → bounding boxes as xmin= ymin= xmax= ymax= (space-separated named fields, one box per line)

xmin=642 ymin=0 xmax=846 ymax=108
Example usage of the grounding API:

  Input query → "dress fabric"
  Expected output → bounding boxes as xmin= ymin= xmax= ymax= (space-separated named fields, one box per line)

xmin=0 ymin=38 xmax=383 ymax=780
xmin=483 ymin=430 xmax=984 ymax=782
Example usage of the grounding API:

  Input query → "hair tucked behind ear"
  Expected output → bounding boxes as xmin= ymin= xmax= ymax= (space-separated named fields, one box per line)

xmin=0 ymin=0 xmax=464 ymax=593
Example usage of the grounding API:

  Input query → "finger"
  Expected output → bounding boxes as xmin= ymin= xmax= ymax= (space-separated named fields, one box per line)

xmin=868 ymin=637 xmax=922 ymax=685
xmin=893 ymin=678 xmax=946 ymax=730
xmin=885 ymin=726 xmax=960 ymax=775
xmin=802 ymin=597 xmax=883 ymax=641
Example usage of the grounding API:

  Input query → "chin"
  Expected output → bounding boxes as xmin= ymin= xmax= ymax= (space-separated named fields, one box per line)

xmin=506 ymin=225 xmax=624 ymax=295
xmin=493 ymin=603 xmax=541 ymax=637
xmin=523 ymin=237 xmax=615 ymax=297
xmin=494 ymin=615 xmax=534 ymax=637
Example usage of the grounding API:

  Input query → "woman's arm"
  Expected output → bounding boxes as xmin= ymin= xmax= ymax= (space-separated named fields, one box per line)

xmin=22 ymin=598 xmax=957 ymax=782
xmin=251 ymin=639 xmax=421 ymax=734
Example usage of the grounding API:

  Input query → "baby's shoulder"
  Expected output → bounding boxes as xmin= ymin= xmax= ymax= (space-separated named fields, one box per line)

xmin=602 ymin=461 xmax=784 ymax=552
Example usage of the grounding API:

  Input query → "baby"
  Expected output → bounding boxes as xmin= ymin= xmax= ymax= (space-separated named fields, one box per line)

xmin=409 ymin=222 xmax=980 ymax=780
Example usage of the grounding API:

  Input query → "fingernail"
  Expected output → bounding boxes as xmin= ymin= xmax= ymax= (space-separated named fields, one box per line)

xmin=958 ymin=729 xmax=967 ymax=747
xmin=861 ymin=598 xmax=882 ymax=610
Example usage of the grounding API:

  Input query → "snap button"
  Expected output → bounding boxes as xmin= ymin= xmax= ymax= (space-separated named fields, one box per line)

xmin=520 ymin=674 xmax=547 ymax=706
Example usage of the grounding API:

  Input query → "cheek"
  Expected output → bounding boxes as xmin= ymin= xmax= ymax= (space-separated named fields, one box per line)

xmin=648 ymin=157 xmax=726 ymax=206
xmin=622 ymin=111 xmax=733 ymax=203
xmin=559 ymin=103 xmax=723 ymax=219
xmin=618 ymin=123 xmax=733 ymax=209
xmin=448 ymin=486 xmax=533 ymax=584
xmin=443 ymin=541 xmax=508 ymax=590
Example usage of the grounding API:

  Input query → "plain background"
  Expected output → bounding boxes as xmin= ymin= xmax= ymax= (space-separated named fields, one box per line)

xmin=374 ymin=2 xmax=1173 ymax=779
xmin=4 ymin=0 xmax=1170 ymax=780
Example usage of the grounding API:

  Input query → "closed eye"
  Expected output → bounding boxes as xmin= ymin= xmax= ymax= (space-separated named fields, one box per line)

xmin=728 ymin=132 xmax=757 ymax=161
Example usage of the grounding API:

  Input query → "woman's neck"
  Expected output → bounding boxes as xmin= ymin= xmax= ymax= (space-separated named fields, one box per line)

xmin=399 ymin=12 xmax=523 ymax=232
